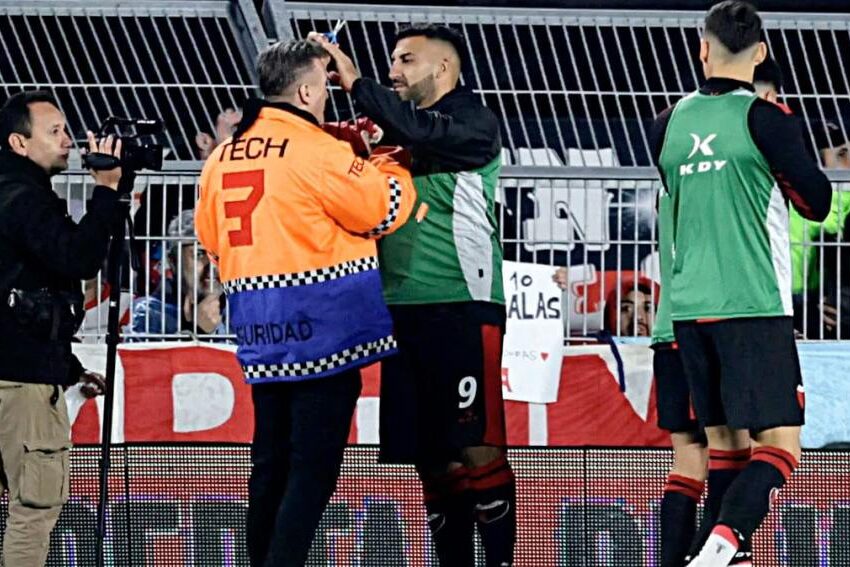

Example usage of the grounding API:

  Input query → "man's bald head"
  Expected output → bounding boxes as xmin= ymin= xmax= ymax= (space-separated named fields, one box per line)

xmin=389 ymin=24 xmax=466 ymax=108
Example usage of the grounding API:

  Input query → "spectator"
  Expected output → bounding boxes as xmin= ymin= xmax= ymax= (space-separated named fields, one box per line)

xmin=553 ymin=268 xmax=657 ymax=336
xmin=607 ymin=280 xmax=656 ymax=337
xmin=129 ymin=209 xmax=225 ymax=337
xmin=753 ymin=59 xmax=850 ymax=337
xmin=130 ymin=108 xmax=243 ymax=294
xmin=790 ymin=121 xmax=850 ymax=337
xmin=77 ymin=276 xmax=132 ymax=342
xmin=195 ymin=107 xmax=242 ymax=160
xmin=752 ymin=57 xmax=783 ymax=106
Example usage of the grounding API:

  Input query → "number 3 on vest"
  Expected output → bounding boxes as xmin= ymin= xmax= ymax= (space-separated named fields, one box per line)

xmin=222 ymin=170 xmax=265 ymax=247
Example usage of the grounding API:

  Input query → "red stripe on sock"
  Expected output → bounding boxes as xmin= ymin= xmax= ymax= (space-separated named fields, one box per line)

xmin=469 ymin=468 xmax=515 ymax=491
xmin=712 ymin=524 xmax=741 ymax=549
xmin=481 ymin=324 xmax=507 ymax=446
xmin=467 ymin=456 xmax=509 ymax=480
xmin=664 ymin=474 xmax=704 ymax=501
xmin=752 ymin=447 xmax=798 ymax=481
xmin=709 ymin=448 xmax=751 ymax=470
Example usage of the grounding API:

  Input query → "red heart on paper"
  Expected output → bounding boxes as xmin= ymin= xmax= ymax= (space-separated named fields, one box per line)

xmin=541 ymin=352 xmax=549 ymax=361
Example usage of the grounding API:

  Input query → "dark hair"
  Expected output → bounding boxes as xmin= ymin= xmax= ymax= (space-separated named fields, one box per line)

xmin=0 ymin=90 xmax=60 ymax=150
xmin=395 ymin=24 xmax=466 ymax=69
xmin=256 ymin=39 xmax=329 ymax=97
xmin=704 ymin=0 xmax=762 ymax=55
xmin=753 ymin=57 xmax=783 ymax=91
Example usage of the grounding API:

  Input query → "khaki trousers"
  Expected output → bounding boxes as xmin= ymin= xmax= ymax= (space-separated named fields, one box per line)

xmin=0 ymin=380 xmax=71 ymax=567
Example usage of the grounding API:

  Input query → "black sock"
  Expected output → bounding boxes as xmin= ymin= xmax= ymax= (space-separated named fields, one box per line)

xmin=718 ymin=446 xmax=798 ymax=541
xmin=687 ymin=448 xmax=750 ymax=557
xmin=421 ymin=467 xmax=474 ymax=567
xmin=469 ymin=456 xmax=516 ymax=567
xmin=660 ymin=474 xmax=703 ymax=567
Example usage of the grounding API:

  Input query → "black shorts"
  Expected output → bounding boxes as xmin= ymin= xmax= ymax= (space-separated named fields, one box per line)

xmin=652 ymin=342 xmax=700 ymax=434
xmin=379 ymin=302 xmax=507 ymax=465
xmin=673 ymin=317 xmax=805 ymax=433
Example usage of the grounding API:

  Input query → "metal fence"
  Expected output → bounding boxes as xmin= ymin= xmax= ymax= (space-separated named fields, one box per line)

xmin=4 ymin=1 xmax=850 ymax=340
xmin=56 ymin=168 xmax=850 ymax=342
xmin=279 ymin=3 xmax=850 ymax=166
xmin=1 ymin=3 xmax=849 ymax=166
xmin=0 ymin=0 xmax=264 ymax=160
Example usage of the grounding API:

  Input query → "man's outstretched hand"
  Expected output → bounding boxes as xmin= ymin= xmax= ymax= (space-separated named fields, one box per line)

xmin=308 ymin=32 xmax=361 ymax=92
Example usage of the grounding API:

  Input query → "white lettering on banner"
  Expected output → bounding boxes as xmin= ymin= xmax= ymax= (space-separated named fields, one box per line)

xmin=502 ymin=261 xmax=565 ymax=404
xmin=172 ymin=373 xmax=235 ymax=433
xmin=356 ymin=397 xmax=380 ymax=444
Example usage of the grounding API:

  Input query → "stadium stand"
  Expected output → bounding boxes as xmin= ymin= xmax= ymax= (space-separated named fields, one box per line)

xmin=1 ymin=2 xmax=850 ymax=566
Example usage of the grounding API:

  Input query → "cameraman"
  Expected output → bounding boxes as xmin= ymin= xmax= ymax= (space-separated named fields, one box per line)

xmin=0 ymin=90 xmax=121 ymax=566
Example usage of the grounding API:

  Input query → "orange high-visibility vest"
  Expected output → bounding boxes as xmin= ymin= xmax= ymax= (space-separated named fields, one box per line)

xmin=196 ymin=104 xmax=416 ymax=382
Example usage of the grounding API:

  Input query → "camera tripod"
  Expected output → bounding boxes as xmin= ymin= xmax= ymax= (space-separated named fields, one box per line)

xmin=95 ymin=171 xmax=138 ymax=567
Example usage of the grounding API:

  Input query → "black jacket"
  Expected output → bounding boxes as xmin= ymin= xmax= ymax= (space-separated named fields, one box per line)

xmin=351 ymin=78 xmax=502 ymax=174
xmin=0 ymin=151 xmax=120 ymax=385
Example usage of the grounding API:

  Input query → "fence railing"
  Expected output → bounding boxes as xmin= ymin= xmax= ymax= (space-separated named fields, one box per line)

xmin=53 ymin=167 xmax=850 ymax=342
xmin=3 ymin=3 xmax=848 ymax=167
xmin=277 ymin=3 xmax=850 ymax=167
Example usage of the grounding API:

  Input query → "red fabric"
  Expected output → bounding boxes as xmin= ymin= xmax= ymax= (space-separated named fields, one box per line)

xmin=547 ymin=354 xmax=669 ymax=446
xmin=709 ymin=448 xmax=751 ymax=471
xmin=665 ymin=473 xmax=705 ymax=501
xmin=712 ymin=524 xmax=741 ymax=548
xmin=71 ymin=347 xmax=671 ymax=447
xmin=752 ymin=447 xmax=798 ymax=481
xmin=423 ymin=466 xmax=471 ymax=501
xmin=482 ymin=324 xmax=507 ymax=446
xmin=121 ymin=347 xmax=253 ymax=442
xmin=468 ymin=456 xmax=514 ymax=491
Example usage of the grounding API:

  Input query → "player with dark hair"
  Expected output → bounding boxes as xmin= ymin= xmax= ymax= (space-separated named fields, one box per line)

xmin=752 ymin=57 xmax=785 ymax=107
xmin=651 ymin=2 xmax=832 ymax=565
xmin=312 ymin=23 xmax=514 ymax=567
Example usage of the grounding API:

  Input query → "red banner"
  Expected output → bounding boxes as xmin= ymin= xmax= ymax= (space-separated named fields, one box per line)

xmin=70 ymin=343 xmax=669 ymax=447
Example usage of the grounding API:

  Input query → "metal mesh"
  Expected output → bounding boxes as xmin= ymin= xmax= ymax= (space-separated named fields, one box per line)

xmin=0 ymin=1 xmax=263 ymax=160
xmin=282 ymin=4 xmax=850 ymax=167
xmin=55 ymin=169 xmax=850 ymax=342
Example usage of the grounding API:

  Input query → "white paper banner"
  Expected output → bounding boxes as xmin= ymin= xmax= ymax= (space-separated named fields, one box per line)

xmin=501 ymin=261 xmax=565 ymax=403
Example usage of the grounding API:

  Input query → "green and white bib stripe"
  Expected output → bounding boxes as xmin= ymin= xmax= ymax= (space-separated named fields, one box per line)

xmin=658 ymin=89 xmax=792 ymax=321
xmin=651 ymin=185 xmax=675 ymax=344
xmin=379 ymin=156 xmax=505 ymax=305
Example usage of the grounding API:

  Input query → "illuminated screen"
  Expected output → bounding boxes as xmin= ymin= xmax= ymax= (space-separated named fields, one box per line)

xmin=0 ymin=446 xmax=847 ymax=566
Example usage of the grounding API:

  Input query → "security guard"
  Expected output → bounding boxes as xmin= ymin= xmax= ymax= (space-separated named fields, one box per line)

xmin=195 ymin=40 xmax=416 ymax=566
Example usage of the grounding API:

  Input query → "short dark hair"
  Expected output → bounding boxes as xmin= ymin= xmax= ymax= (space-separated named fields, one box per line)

xmin=0 ymin=90 xmax=60 ymax=150
xmin=704 ymin=1 xmax=762 ymax=55
xmin=256 ymin=39 xmax=329 ymax=97
xmin=395 ymin=24 xmax=466 ymax=69
xmin=753 ymin=57 xmax=783 ymax=91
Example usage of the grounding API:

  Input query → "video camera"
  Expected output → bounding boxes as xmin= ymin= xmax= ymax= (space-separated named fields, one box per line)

xmin=82 ymin=116 xmax=164 ymax=174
